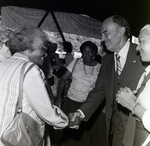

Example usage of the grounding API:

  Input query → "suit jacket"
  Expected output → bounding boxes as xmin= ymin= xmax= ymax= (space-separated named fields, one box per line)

xmin=80 ymin=43 xmax=145 ymax=142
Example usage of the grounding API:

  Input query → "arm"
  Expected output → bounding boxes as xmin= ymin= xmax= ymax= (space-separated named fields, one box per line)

xmin=24 ymin=65 xmax=68 ymax=128
xmin=116 ymin=87 xmax=145 ymax=119
xmin=132 ymin=103 xmax=146 ymax=121
xmin=56 ymin=69 xmax=71 ymax=106
xmin=68 ymin=66 xmax=105 ymax=128
xmin=68 ymin=62 xmax=105 ymax=127
xmin=56 ymin=58 xmax=79 ymax=106
xmin=67 ymin=59 xmax=106 ymax=128
xmin=116 ymin=87 xmax=150 ymax=132
xmin=116 ymin=87 xmax=136 ymax=111
xmin=79 ymin=63 xmax=106 ymax=121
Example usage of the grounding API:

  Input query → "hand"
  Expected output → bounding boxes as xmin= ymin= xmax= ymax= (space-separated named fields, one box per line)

xmin=116 ymin=87 xmax=136 ymax=111
xmin=68 ymin=111 xmax=82 ymax=129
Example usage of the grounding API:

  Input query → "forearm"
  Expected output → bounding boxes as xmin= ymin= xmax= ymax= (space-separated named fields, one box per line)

xmin=57 ymin=78 xmax=66 ymax=101
xmin=80 ymin=69 xmax=105 ymax=121
xmin=132 ymin=103 xmax=150 ymax=132
xmin=24 ymin=67 xmax=68 ymax=128
xmin=56 ymin=69 xmax=71 ymax=105
xmin=80 ymin=96 xmax=105 ymax=121
xmin=132 ymin=103 xmax=146 ymax=121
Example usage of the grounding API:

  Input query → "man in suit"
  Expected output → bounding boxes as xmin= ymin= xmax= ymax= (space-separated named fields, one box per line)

xmin=68 ymin=15 xmax=145 ymax=146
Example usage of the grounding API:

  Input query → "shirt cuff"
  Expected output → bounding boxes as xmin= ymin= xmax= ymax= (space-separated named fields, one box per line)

xmin=77 ymin=109 xmax=85 ymax=120
xmin=142 ymin=110 xmax=150 ymax=132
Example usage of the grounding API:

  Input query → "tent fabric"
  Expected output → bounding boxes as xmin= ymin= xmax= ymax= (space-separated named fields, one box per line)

xmin=1 ymin=6 xmax=102 ymax=39
xmin=45 ymin=31 xmax=102 ymax=53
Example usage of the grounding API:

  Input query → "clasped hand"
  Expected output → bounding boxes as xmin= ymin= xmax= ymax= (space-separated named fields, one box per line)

xmin=116 ymin=87 xmax=137 ymax=111
xmin=68 ymin=111 xmax=82 ymax=129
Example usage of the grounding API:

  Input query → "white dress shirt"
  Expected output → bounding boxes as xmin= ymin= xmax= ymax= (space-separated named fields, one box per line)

xmin=136 ymin=65 xmax=150 ymax=132
xmin=114 ymin=39 xmax=130 ymax=72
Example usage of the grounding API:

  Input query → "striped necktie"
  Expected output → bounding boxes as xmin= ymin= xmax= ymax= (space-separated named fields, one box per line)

xmin=115 ymin=54 xmax=122 ymax=77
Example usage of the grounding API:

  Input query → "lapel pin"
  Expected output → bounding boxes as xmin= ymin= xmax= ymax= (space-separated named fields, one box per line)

xmin=133 ymin=60 xmax=136 ymax=63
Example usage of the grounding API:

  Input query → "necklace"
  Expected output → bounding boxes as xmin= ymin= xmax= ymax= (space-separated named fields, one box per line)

xmin=83 ymin=63 xmax=94 ymax=77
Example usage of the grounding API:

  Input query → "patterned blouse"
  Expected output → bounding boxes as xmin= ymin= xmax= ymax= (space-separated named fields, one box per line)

xmin=67 ymin=58 xmax=101 ymax=102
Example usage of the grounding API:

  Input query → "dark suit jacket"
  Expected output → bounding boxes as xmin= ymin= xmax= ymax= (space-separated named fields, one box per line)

xmin=80 ymin=43 xmax=145 ymax=142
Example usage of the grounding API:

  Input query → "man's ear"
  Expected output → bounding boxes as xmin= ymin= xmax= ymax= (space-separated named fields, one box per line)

xmin=120 ymin=27 xmax=125 ymax=36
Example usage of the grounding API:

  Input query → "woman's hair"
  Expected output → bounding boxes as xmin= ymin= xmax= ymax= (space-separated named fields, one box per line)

xmin=8 ymin=26 xmax=49 ymax=54
xmin=80 ymin=41 xmax=98 ymax=55
xmin=112 ymin=15 xmax=131 ymax=39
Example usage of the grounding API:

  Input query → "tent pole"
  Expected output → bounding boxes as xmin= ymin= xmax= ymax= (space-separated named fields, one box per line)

xmin=37 ymin=10 xmax=50 ymax=27
xmin=50 ymin=11 xmax=66 ymax=43
xmin=37 ymin=10 xmax=66 ymax=43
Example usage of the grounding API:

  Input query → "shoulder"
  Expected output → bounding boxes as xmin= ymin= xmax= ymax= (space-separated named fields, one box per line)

xmin=102 ymin=52 xmax=114 ymax=63
xmin=128 ymin=43 xmax=145 ymax=69
xmin=129 ymin=42 xmax=137 ymax=49
xmin=128 ymin=42 xmax=138 ymax=55
xmin=128 ymin=42 xmax=140 ymax=59
xmin=25 ymin=62 xmax=45 ymax=79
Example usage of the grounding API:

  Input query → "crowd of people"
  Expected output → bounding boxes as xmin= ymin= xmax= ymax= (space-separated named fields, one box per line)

xmin=0 ymin=14 xmax=150 ymax=146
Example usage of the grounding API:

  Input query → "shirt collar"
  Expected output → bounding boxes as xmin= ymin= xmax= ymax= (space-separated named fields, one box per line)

xmin=12 ymin=52 xmax=30 ymax=61
xmin=114 ymin=39 xmax=130 ymax=60
xmin=145 ymin=65 xmax=150 ymax=76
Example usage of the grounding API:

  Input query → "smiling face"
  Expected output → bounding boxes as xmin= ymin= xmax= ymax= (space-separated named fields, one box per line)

xmin=28 ymin=37 xmax=49 ymax=66
xmin=82 ymin=46 xmax=95 ymax=63
xmin=101 ymin=17 xmax=125 ymax=53
xmin=137 ymin=28 xmax=150 ymax=62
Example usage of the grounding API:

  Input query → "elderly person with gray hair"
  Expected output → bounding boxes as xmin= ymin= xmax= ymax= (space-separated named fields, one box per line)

xmin=116 ymin=24 xmax=150 ymax=146
xmin=0 ymin=26 xmax=68 ymax=146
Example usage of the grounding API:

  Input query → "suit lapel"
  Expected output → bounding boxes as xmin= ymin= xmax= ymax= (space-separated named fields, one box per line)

xmin=120 ymin=44 xmax=138 ymax=87
xmin=106 ymin=54 xmax=115 ymax=101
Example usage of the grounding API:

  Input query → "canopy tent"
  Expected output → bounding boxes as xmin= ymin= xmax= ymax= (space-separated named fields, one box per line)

xmin=1 ymin=6 xmax=101 ymax=39
xmin=1 ymin=6 xmax=102 ymax=53
xmin=0 ymin=0 xmax=150 ymax=37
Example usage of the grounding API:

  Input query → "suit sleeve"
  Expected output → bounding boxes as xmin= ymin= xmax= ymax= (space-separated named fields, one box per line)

xmin=79 ymin=61 xmax=106 ymax=121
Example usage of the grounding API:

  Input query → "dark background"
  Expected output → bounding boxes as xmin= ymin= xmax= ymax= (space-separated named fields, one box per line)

xmin=1 ymin=0 xmax=150 ymax=36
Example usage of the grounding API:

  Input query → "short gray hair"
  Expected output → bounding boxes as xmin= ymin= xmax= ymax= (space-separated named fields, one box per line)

xmin=8 ymin=26 xmax=49 ymax=54
xmin=112 ymin=15 xmax=131 ymax=39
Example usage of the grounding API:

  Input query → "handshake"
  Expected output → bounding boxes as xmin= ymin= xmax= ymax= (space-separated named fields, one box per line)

xmin=68 ymin=111 xmax=84 ymax=129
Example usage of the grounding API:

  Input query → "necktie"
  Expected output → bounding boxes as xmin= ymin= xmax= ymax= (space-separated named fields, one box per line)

xmin=115 ymin=54 xmax=122 ymax=77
